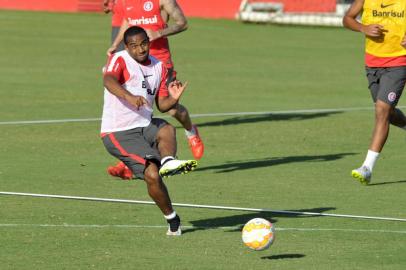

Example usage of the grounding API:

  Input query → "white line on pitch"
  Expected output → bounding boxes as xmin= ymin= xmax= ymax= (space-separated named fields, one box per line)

xmin=0 ymin=223 xmax=405 ymax=234
xmin=3 ymin=105 xmax=406 ymax=126
xmin=0 ymin=118 xmax=101 ymax=125
xmin=2 ymin=191 xmax=406 ymax=222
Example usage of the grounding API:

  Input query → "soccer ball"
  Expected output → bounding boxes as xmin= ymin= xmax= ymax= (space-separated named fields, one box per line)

xmin=242 ymin=218 xmax=275 ymax=251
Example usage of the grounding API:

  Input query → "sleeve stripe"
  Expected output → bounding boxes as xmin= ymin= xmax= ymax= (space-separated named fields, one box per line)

xmin=106 ymin=54 xmax=121 ymax=72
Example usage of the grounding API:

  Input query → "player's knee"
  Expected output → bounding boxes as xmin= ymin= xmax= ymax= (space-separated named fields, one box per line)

xmin=144 ymin=168 xmax=161 ymax=185
xmin=168 ymin=103 xmax=188 ymax=118
xmin=167 ymin=105 xmax=179 ymax=117
xmin=144 ymin=162 xmax=161 ymax=184
xmin=375 ymin=101 xmax=392 ymax=119
xmin=160 ymin=123 xmax=176 ymax=137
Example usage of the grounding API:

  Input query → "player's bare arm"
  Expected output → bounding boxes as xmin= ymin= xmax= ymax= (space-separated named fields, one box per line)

xmin=343 ymin=0 xmax=384 ymax=37
xmin=107 ymin=19 xmax=130 ymax=56
xmin=147 ymin=0 xmax=188 ymax=41
xmin=104 ymin=74 xmax=149 ymax=110
xmin=156 ymin=80 xmax=187 ymax=112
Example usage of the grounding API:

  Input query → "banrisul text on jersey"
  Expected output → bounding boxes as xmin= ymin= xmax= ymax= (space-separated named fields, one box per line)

xmin=362 ymin=0 xmax=406 ymax=57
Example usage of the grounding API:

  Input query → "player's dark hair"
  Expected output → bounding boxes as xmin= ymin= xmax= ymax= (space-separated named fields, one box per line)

xmin=124 ymin=26 xmax=148 ymax=45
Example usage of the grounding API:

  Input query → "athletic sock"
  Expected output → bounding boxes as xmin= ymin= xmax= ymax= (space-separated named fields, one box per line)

xmin=164 ymin=211 xmax=177 ymax=220
xmin=362 ymin=150 xmax=380 ymax=171
xmin=164 ymin=212 xmax=180 ymax=232
xmin=185 ymin=126 xmax=196 ymax=137
xmin=161 ymin=156 xmax=175 ymax=166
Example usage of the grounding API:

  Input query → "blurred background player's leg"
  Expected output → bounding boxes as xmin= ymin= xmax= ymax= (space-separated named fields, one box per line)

xmin=111 ymin=26 xmax=125 ymax=52
xmin=110 ymin=0 xmax=125 ymax=52
xmin=166 ymin=68 xmax=204 ymax=160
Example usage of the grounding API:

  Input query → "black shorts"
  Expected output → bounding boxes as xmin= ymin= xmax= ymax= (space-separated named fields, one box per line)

xmin=102 ymin=118 xmax=168 ymax=179
xmin=365 ymin=66 xmax=406 ymax=106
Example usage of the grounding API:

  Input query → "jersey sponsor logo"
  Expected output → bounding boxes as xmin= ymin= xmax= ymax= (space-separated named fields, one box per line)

xmin=142 ymin=80 xmax=157 ymax=95
xmin=147 ymin=88 xmax=157 ymax=95
xmin=126 ymin=6 xmax=134 ymax=10
xmin=372 ymin=10 xmax=404 ymax=18
xmin=143 ymin=1 xmax=153 ymax=11
xmin=128 ymin=15 xmax=158 ymax=25
xmin=388 ymin=92 xmax=397 ymax=102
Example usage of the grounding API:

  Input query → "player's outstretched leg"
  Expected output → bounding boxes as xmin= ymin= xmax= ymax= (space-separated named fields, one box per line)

xmin=352 ymin=101 xmax=392 ymax=185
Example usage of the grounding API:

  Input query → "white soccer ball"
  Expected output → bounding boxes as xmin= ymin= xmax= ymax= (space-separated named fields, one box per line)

xmin=242 ymin=218 xmax=275 ymax=251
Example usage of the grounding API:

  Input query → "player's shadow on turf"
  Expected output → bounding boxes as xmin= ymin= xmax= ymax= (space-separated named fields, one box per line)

xmin=195 ymin=112 xmax=341 ymax=127
xmin=183 ymin=207 xmax=336 ymax=234
xmin=368 ymin=179 xmax=406 ymax=186
xmin=198 ymin=153 xmax=356 ymax=173
xmin=261 ymin=254 xmax=305 ymax=260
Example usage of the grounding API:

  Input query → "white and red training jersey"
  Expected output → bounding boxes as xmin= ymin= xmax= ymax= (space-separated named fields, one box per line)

xmin=101 ymin=50 xmax=169 ymax=133
xmin=123 ymin=0 xmax=173 ymax=69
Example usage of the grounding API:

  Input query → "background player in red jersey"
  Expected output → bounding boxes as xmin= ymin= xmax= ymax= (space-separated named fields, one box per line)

xmin=106 ymin=0 xmax=204 ymax=166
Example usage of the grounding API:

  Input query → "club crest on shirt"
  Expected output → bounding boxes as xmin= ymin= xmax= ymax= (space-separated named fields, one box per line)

xmin=388 ymin=92 xmax=397 ymax=102
xmin=144 ymin=1 xmax=153 ymax=11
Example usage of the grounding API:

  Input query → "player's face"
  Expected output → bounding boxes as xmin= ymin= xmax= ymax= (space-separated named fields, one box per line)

xmin=125 ymin=33 xmax=150 ymax=63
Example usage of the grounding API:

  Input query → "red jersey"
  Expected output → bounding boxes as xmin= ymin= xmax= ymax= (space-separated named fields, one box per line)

xmin=111 ymin=0 xmax=125 ymax=27
xmin=124 ymin=0 xmax=173 ymax=69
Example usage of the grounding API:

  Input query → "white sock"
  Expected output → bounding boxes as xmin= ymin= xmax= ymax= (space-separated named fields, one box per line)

xmin=185 ymin=126 xmax=196 ymax=137
xmin=362 ymin=150 xmax=380 ymax=171
xmin=161 ymin=156 xmax=175 ymax=165
xmin=164 ymin=211 xmax=177 ymax=220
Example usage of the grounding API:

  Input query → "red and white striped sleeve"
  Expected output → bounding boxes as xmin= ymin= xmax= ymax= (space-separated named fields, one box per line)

xmin=104 ymin=54 xmax=129 ymax=84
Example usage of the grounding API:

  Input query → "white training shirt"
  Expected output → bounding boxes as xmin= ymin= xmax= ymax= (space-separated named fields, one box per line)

xmin=101 ymin=50 xmax=168 ymax=133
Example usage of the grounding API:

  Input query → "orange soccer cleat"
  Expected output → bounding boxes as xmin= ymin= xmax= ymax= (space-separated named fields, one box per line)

xmin=107 ymin=161 xmax=133 ymax=180
xmin=187 ymin=125 xmax=204 ymax=160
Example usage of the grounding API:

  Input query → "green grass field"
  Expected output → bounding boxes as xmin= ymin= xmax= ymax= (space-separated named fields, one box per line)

xmin=0 ymin=10 xmax=406 ymax=270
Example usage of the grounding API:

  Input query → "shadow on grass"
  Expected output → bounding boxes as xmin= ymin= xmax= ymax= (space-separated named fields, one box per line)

xmin=368 ymin=179 xmax=406 ymax=186
xmin=261 ymin=254 xmax=306 ymax=260
xmin=198 ymin=153 xmax=356 ymax=173
xmin=195 ymin=112 xmax=342 ymax=128
xmin=182 ymin=207 xmax=335 ymax=234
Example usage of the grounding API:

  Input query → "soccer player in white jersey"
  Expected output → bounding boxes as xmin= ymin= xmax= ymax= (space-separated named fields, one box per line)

xmin=101 ymin=26 xmax=197 ymax=235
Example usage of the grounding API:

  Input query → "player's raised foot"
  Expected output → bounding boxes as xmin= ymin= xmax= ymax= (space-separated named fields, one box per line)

xmin=351 ymin=166 xmax=371 ymax=185
xmin=166 ymin=215 xmax=182 ymax=236
xmin=107 ymin=161 xmax=133 ymax=180
xmin=187 ymin=125 xmax=204 ymax=160
xmin=159 ymin=159 xmax=197 ymax=178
